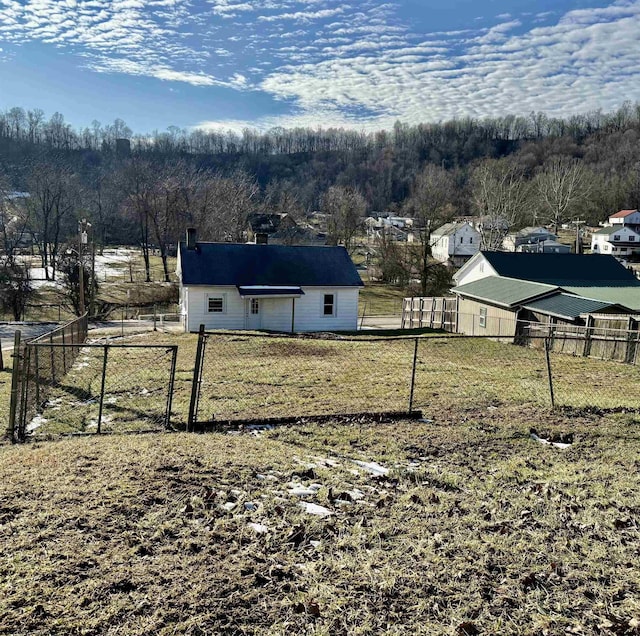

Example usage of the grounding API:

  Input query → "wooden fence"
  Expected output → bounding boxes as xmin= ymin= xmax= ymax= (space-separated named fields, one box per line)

xmin=401 ymin=297 xmax=458 ymax=331
xmin=401 ymin=298 xmax=640 ymax=366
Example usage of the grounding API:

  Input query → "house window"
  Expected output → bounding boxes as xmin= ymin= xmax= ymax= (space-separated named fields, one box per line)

xmin=323 ymin=294 xmax=336 ymax=316
xmin=469 ymin=237 xmax=473 ymax=244
xmin=614 ymin=235 xmax=620 ymax=241
xmin=208 ymin=295 xmax=225 ymax=313
xmin=460 ymin=237 xmax=463 ymax=244
xmin=250 ymin=298 xmax=259 ymax=314
xmin=479 ymin=307 xmax=487 ymax=328
xmin=630 ymin=236 xmax=636 ymax=241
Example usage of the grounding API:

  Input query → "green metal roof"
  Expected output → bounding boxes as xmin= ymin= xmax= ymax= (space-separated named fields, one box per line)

xmin=523 ymin=294 xmax=622 ymax=321
xmin=561 ymin=286 xmax=640 ymax=312
xmin=452 ymin=276 xmax=559 ymax=308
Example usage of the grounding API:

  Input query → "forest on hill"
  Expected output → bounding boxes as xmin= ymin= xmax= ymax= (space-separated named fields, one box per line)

xmin=1 ymin=100 xmax=640 ymax=288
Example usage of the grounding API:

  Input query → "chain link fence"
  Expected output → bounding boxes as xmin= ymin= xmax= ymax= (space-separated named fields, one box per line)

xmin=187 ymin=331 xmax=417 ymax=428
xmin=187 ymin=331 xmax=640 ymax=428
xmin=8 ymin=315 xmax=88 ymax=442
xmin=7 ymin=315 xmax=178 ymax=441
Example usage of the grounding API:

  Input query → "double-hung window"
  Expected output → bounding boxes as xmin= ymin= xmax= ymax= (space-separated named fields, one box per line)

xmin=479 ymin=306 xmax=487 ymax=329
xmin=208 ymin=295 xmax=225 ymax=313
xmin=323 ymin=294 xmax=335 ymax=316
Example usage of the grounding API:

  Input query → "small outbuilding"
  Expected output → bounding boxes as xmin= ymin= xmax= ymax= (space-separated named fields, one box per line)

xmin=177 ymin=231 xmax=363 ymax=333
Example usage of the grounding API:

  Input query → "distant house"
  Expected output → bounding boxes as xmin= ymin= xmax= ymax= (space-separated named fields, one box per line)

xmin=430 ymin=222 xmax=480 ymax=266
xmin=450 ymin=251 xmax=640 ymax=336
xmin=592 ymin=210 xmax=640 ymax=262
xmin=177 ymin=230 xmax=363 ymax=333
xmin=365 ymin=216 xmax=415 ymax=242
xmin=246 ymin=213 xmax=297 ymax=243
xmin=502 ymin=227 xmax=562 ymax=252
xmin=518 ymin=240 xmax=571 ymax=254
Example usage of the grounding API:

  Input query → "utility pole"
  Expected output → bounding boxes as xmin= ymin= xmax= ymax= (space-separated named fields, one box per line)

xmin=572 ymin=218 xmax=586 ymax=254
xmin=78 ymin=218 xmax=91 ymax=316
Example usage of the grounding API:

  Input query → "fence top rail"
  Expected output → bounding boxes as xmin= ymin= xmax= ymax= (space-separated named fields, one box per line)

xmin=200 ymin=330 xmax=427 ymax=342
xmin=196 ymin=329 xmax=585 ymax=343
xmin=29 ymin=313 xmax=88 ymax=343
xmin=27 ymin=342 xmax=178 ymax=350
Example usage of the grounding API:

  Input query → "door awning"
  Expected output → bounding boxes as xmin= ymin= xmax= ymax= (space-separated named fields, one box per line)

xmin=237 ymin=285 xmax=304 ymax=298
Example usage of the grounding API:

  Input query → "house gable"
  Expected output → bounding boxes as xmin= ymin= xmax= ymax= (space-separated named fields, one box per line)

xmin=453 ymin=252 xmax=499 ymax=285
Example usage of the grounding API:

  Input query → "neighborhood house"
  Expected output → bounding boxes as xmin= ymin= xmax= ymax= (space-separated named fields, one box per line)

xmin=177 ymin=230 xmax=363 ymax=332
xmin=430 ymin=221 xmax=480 ymax=266
xmin=591 ymin=209 xmax=640 ymax=262
xmin=449 ymin=251 xmax=640 ymax=337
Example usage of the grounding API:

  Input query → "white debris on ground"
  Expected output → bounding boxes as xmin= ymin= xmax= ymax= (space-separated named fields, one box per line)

xmin=530 ymin=431 xmax=572 ymax=449
xmin=87 ymin=414 xmax=112 ymax=430
xmin=26 ymin=414 xmax=48 ymax=433
xmin=299 ymin=502 xmax=333 ymax=517
xmin=352 ymin=460 xmax=389 ymax=476
xmin=248 ymin=522 xmax=268 ymax=534
xmin=288 ymin=483 xmax=322 ymax=497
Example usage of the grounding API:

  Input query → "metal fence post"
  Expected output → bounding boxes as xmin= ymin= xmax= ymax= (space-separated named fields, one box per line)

xmin=7 ymin=331 xmax=22 ymax=442
xmin=165 ymin=346 xmax=178 ymax=429
xmin=17 ymin=345 xmax=32 ymax=442
xmin=188 ymin=324 xmax=206 ymax=432
xmin=97 ymin=345 xmax=109 ymax=434
xmin=544 ymin=337 xmax=555 ymax=408
xmin=408 ymin=337 xmax=419 ymax=413
xmin=49 ymin=332 xmax=56 ymax=384
xmin=34 ymin=345 xmax=40 ymax=406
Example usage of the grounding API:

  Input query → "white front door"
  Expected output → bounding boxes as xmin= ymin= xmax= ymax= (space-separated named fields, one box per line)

xmin=246 ymin=298 xmax=261 ymax=330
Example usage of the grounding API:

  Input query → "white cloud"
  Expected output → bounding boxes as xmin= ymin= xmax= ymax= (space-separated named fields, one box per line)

xmin=2 ymin=0 xmax=640 ymax=128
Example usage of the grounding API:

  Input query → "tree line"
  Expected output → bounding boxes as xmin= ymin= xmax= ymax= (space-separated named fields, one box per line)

xmin=1 ymin=100 xmax=640 ymax=310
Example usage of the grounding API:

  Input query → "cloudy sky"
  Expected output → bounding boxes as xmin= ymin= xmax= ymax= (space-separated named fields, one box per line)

xmin=0 ymin=0 xmax=638 ymax=133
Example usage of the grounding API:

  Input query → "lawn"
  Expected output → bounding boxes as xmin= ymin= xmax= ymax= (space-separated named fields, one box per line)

xmin=0 ymin=414 xmax=639 ymax=635
xmin=358 ymin=283 xmax=406 ymax=316
xmin=14 ymin=328 xmax=640 ymax=440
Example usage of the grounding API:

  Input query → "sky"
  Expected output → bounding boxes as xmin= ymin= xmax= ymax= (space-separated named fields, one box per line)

xmin=0 ymin=0 xmax=639 ymax=134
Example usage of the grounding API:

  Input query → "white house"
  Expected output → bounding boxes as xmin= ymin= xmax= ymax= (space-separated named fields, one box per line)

xmin=608 ymin=209 xmax=640 ymax=227
xmin=177 ymin=231 xmax=363 ymax=333
xmin=430 ymin=222 xmax=480 ymax=266
xmin=591 ymin=210 xmax=640 ymax=262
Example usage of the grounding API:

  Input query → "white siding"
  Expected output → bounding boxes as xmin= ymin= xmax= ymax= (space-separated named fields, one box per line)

xmin=454 ymin=254 xmax=499 ymax=285
xmin=292 ymin=288 xmax=360 ymax=332
xmin=183 ymin=285 xmax=360 ymax=332
xmin=185 ymin=286 xmax=245 ymax=332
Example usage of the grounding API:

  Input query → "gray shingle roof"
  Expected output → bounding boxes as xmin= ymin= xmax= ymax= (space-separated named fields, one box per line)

xmin=179 ymin=242 xmax=363 ymax=287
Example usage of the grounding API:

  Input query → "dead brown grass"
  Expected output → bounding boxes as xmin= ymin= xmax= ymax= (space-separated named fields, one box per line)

xmin=0 ymin=411 xmax=639 ymax=635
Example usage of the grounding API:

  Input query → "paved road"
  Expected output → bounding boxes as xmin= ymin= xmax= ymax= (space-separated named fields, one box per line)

xmin=359 ymin=315 xmax=403 ymax=330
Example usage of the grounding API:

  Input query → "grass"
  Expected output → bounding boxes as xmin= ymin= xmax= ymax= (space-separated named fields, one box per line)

xmin=359 ymin=283 xmax=406 ymax=316
xmin=0 ymin=414 xmax=639 ymax=634
xmin=19 ymin=330 xmax=640 ymax=439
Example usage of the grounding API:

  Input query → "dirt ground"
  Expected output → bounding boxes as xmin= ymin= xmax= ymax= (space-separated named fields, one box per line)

xmin=0 ymin=408 xmax=639 ymax=635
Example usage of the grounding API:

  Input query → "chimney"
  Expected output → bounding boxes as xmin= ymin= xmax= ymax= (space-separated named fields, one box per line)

xmin=255 ymin=232 xmax=268 ymax=245
xmin=186 ymin=228 xmax=197 ymax=250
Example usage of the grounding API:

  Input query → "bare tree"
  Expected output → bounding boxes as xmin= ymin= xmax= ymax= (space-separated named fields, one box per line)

xmin=403 ymin=164 xmax=455 ymax=296
xmin=321 ymin=185 xmax=366 ymax=253
xmin=533 ymin=156 xmax=592 ymax=234
xmin=471 ymin=158 xmax=530 ymax=250
xmin=27 ymin=159 xmax=79 ymax=280
xmin=193 ymin=170 xmax=259 ymax=243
